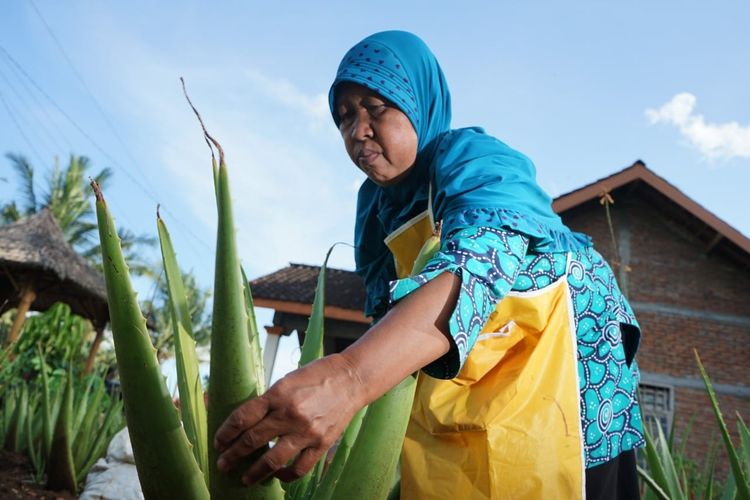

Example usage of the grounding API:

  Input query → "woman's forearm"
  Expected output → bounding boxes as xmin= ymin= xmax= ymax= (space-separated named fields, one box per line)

xmin=213 ymin=271 xmax=460 ymax=485
xmin=340 ymin=270 xmax=459 ymax=406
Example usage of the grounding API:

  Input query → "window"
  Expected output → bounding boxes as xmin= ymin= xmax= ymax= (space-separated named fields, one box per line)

xmin=639 ymin=383 xmax=674 ymax=436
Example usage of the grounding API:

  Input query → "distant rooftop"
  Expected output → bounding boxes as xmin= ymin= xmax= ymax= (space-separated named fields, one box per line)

xmin=251 ymin=263 xmax=368 ymax=323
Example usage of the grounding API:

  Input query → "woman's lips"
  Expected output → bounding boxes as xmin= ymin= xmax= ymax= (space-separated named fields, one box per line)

xmin=358 ymin=150 xmax=380 ymax=166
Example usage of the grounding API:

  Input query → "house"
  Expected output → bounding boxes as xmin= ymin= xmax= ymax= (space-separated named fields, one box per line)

xmin=250 ymin=264 xmax=370 ymax=385
xmin=251 ymin=161 xmax=749 ymax=467
xmin=554 ymin=160 xmax=749 ymax=469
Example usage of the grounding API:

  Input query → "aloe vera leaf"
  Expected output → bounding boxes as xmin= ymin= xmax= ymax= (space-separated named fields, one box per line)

xmin=180 ymin=81 xmax=283 ymax=499
xmin=37 ymin=345 xmax=53 ymax=456
xmin=641 ymin=423 xmax=673 ymax=498
xmin=703 ymin=466 xmax=714 ymax=500
xmin=311 ymin=406 xmax=367 ymax=500
xmin=654 ymin=422 xmax=685 ymax=499
xmin=13 ymin=382 xmax=28 ymax=453
xmin=738 ymin=413 xmax=750 ymax=479
xmin=49 ymin=375 xmax=65 ymax=445
xmin=241 ymin=266 xmax=266 ymax=395
xmin=93 ymin=182 xmax=209 ymax=500
xmin=73 ymin=377 xmax=106 ymax=468
xmin=695 ymin=350 xmax=750 ymax=499
xmin=637 ymin=465 xmax=671 ymax=500
xmin=287 ymin=246 xmax=340 ymax=499
xmin=298 ymin=245 xmax=337 ymax=367
xmin=2 ymin=386 xmax=18 ymax=450
xmin=330 ymin=375 xmax=417 ymax=500
xmin=73 ymin=376 xmax=105 ymax=466
xmin=73 ymin=371 xmax=96 ymax=431
xmin=25 ymin=401 xmax=44 ymax=480
xmin=46 ymin=368 xmax=76 ymax=493
xmin=720 ymin=469 xmax=736 ymax=500
xmin=206 ymin=147 xmax=283 ymax=500
xmin=158 ymin=213 xmax=209 ymax=483
xmin=76 ymin=396 xmax=125 ymax=484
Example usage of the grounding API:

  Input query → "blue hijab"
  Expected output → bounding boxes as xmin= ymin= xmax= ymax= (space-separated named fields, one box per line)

xmin=329 ymin=31 xmax=590 ymax=318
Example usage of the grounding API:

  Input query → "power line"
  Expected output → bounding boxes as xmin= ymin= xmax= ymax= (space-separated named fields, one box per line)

xmin=20 ymin=2 xmax=214 ymax=262
xmin=0 ymin=62 xmax=65 ymax=157
xmin=26 ymin=0 xmax=218 ymax=262
xmin=0 ymin=45 xmax=213 ymax=260
xmin=28 ymin=0 xmax=162 ymax=202
xmin=0 ymin=53 xmax=73 ymax=152
xmin=0 ymin=88 xmax=50 ymax=189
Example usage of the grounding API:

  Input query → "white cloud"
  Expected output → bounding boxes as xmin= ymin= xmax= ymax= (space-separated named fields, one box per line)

xmin=245 ymin=69 xmax=333 ymax=133
xmin=77 ymin=22 xmax=360 ymax=278
xmin=646 ymin=93 xmax=750 ymax=160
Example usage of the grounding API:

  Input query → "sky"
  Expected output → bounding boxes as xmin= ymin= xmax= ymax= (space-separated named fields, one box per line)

xmin=2 ymin=1 xmax=749 ymax=381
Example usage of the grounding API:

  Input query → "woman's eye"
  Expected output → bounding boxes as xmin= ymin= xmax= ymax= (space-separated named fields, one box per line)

xmin=366 ymin=104 xmax=387 ymax=117
xmin=338 ymin=109 xmax=354 ymax=123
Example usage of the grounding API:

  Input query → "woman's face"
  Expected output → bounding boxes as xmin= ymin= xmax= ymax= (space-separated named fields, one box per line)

xmin=335 ymin=82 xmax=418 ymax=187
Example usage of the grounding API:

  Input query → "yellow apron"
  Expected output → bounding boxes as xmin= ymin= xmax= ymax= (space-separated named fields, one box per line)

xmin=385 ymin=207 xmax=585 ymax=500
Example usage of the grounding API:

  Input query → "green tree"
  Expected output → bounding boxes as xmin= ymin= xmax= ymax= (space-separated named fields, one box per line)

xmin=2 ymin=153 xmax=155 ymax=277
xmin=142 ymin=268 xmax=212 ymax=360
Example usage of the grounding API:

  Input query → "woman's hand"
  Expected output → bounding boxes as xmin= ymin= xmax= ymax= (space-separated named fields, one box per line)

xmin=213 ymin=353 xmax=365 ymax=485
xmin=214 ymin=271 xmax=460 ymax=486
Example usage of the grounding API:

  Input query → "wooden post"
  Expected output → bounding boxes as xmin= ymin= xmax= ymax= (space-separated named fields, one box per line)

xmin=83 ymin=325 xmax=105 ymax=375
xmin=5 ymin=283 xmax=36 ymax=347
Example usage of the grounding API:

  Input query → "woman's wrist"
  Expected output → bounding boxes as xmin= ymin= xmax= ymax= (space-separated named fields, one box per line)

xmin=325 ymin=352 xmax=370 ymax=408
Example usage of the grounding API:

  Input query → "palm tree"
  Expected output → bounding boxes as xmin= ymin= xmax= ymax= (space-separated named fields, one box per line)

xmin=2 ymin=153 xmax=156 ymax=277
xmin=1 ymin=153 xmax=162 ymax=371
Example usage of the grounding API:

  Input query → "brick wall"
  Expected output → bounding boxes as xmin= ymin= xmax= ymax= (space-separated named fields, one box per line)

xmin=559 ymin=186 xmax=750 ymax=477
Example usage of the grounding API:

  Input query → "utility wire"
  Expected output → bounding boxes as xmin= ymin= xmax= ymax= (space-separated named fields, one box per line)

xmin=0 ymin=53 xmax=73 ymax=151
xmin=0 ymin=63 xmax=65 ymax=157
xmin=0 ymin=88 xmax=50 ymax=195
xmin=23 ymin=2 xmax=213 ymax=260
xmin=28 ymin=0 xmax=161 ymax=202
xmin=0 ymin=46 xmax=139 ymax=231
xmin=0 ymin=45 xmax=213 ymax=259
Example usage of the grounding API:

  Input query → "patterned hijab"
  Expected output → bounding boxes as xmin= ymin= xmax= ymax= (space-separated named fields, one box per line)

xmin=329 ymin=31 xmax=590 ymax=318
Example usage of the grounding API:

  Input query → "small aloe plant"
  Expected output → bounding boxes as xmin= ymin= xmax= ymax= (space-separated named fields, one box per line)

xmin=638 ymin=351 xmax=750 ymax=500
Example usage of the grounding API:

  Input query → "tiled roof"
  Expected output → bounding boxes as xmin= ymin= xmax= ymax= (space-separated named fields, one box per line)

xmin=251 ymin=263 xmax=365 ymax=312
xmin=553 ymin=160 xmax=750 ymax=264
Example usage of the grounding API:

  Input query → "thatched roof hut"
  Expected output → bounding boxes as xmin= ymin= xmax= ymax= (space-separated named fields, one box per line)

xmin=0 ymin=209 xmax=108 ymax=332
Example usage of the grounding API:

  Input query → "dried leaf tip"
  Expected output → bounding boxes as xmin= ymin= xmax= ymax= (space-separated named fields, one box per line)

xmin=180 ymin=77 xmax=225 ymax=166
xmin=90 ymin=179 xmax=105 ymax=202
xmin=156 ymin=203 xmax=162 ymax=220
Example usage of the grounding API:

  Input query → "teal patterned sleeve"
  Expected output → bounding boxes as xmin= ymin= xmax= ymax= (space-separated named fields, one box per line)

xmin=389 ymin=227 xmax=529 ymax=379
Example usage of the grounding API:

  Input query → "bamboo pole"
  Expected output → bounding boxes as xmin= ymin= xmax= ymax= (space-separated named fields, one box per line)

xmin=5 ymin=282 xmax=36 ymax=347
xmin=83 ymin=326 xmax=104 ymax=375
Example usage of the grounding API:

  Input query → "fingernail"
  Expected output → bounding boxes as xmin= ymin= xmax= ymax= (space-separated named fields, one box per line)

xmin=217 ymin=458 xmax=226 ymax=471
xmin=242 ymin=475 xmax=253 ymax=486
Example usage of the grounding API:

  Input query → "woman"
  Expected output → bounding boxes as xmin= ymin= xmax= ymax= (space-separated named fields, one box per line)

xmin=215 ymin=31 xmax=644 ymax=499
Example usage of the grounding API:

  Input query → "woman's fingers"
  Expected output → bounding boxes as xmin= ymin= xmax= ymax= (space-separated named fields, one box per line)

xmin=214 ymin=396 xmax=270 ymax=452
xmin=274 ymin=447 xmax=326 ymax=483
xmin=217 ymin=416 xmax=281 ymax=472
xmin=240 ymin=438 xmax=318 ymax=485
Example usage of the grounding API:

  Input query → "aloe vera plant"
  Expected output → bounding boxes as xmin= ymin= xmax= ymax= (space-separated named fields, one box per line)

xmin=46 ymin=366 xmax=76 ymax=492
xmin=90 ymin=81 xmax=432 ymax=500
xmin=638 ymin=352 xmax=750 ymax=500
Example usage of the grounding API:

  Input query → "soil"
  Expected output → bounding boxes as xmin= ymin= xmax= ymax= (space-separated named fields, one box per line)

xmin=0 ymin=450 xmax=76 ymax=499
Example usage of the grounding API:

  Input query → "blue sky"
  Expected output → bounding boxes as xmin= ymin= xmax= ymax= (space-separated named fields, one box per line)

xmin=2 ymin=1 xmax=748 ymax=379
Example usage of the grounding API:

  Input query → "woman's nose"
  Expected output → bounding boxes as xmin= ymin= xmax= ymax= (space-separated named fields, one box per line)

xmin=351 ymin=111 xmax=373 ymax=140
